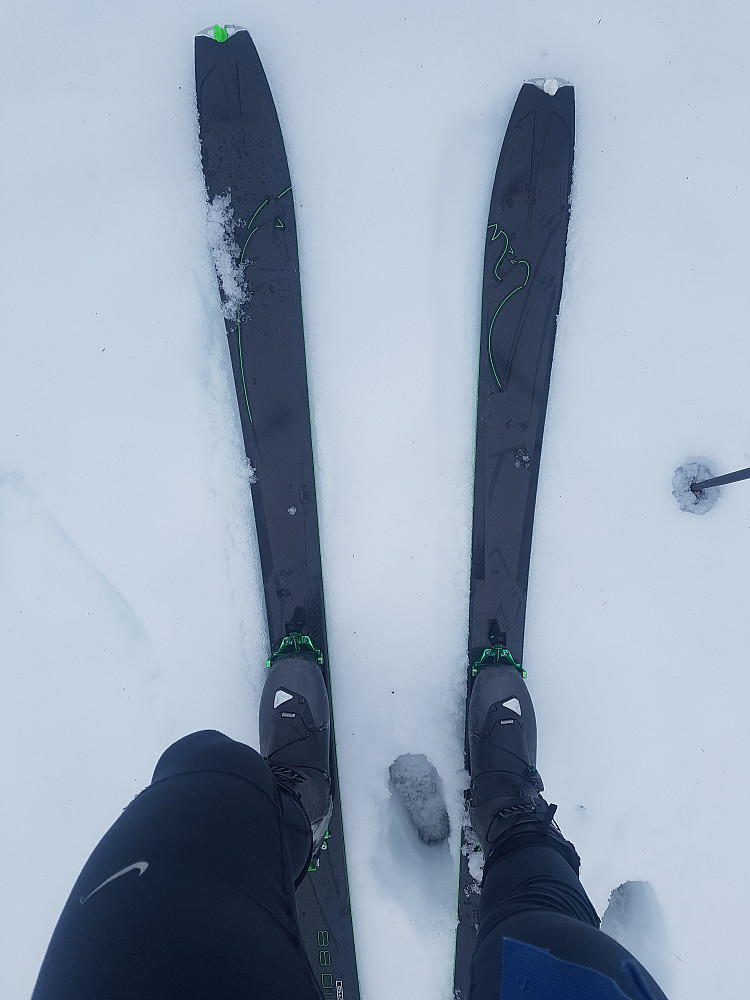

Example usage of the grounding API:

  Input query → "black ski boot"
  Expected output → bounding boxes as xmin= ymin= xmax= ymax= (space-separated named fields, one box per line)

xmin=468 ymin=664 xmax=580 ymax=873
xmin=259 ymin=653 xmax=333 ymax=886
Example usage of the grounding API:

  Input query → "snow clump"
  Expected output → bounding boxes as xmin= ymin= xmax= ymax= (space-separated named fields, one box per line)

xmin=389 ymin=753 xmax=451 ymax=845
xmin=206 ymin=192 xmax=248 ymax=321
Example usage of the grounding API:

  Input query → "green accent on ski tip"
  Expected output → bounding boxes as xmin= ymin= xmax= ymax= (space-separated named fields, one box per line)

xmin=472 ymin=644 xmax=525 ymax=678
xmin=486 ymin=227 xmax=530 ymax=391
xmin=212 ymin=25 xmax=229 ymax=42
xmin=268 ymin=632 xmax=324 ymax=668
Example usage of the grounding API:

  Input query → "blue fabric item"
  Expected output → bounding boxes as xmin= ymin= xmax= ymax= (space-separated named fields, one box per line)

xmin=500 ymin=937 xmax=651 ymax=1000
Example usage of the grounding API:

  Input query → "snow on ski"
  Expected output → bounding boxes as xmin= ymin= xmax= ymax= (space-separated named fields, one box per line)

xmin=194 ymin=26 xmax=360 ymax=1000
xmin=454 ymin=81 xmax=575 ymax=998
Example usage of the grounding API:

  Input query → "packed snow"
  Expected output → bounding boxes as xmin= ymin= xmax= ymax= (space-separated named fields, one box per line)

xmin=672 ymin=460 xmax=720 ymax=514
xmin=601 ymin=881 xmax=671 ymax=991
xmin=206 ymin=192 xmax=248 ymax=320
xmin=2 ymin=3 xmax=749 ymax=999
xmin=389 ymin=752 xmax=451 ymax=844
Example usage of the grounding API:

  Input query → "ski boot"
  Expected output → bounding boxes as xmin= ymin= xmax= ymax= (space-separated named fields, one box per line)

xmin=259 ymin=653 xmax=333 ymax=886
xmin=468 ymin=664 xmax=580 ymax=873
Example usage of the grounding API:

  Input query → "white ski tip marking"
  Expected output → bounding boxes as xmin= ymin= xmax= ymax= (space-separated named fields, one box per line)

xmin=281 ymin=711 xmax=296 ymax=719
xmin=527 ymin=77 xmax=573 ymax=93
xmin=274 ymin=689 xmax=294 ymax=709
xmin=502 ymin=697 xmax=522 ymax=715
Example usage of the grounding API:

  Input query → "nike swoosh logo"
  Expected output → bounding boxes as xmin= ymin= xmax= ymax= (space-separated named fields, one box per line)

xmin=79 ymin=861 xmax=149 ymax=904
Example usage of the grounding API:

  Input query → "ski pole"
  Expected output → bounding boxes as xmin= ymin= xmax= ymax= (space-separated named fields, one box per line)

xmin=691 ymin=466 xmax=750 ymax=493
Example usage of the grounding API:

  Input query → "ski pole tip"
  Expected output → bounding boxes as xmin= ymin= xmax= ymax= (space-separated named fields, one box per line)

xmin=672 ymin=461 xmax=720 ymax=515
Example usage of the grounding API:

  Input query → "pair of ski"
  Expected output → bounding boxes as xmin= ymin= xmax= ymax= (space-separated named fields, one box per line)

xmin=194 ymin=26 xmax=574 ymax=1000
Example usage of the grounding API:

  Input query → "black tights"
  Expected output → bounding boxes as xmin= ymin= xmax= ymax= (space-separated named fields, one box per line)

xmin=466 ymin=842 xmax=668 ymax=999
xmin=33 ymin=732 xmax=668 ymax=1000
xmin=32 ymin=731 xmax=320 ymax=999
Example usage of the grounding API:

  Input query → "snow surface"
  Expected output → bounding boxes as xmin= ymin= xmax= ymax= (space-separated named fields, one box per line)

xmin=2 ymin=3 xmax=750 ymax=999
xmin=601 ymin=881 xmax=671 ymax=991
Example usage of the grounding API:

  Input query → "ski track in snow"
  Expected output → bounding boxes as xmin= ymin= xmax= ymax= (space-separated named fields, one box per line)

xmin=0 ymin=471 xmax=151 ymax=654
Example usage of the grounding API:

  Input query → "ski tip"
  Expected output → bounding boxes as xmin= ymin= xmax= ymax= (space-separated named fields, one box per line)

xmin=527 ymin=77 xmax=573 ymax=96
xmin=196 ymin=24 xmax=247 ymax=42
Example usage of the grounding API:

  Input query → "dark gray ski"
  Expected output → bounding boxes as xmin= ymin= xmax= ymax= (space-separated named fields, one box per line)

xmin=195 ymin=25 xmax=359 ymax=1000
xmin=454 ymin=81 xmax=575 ymax=997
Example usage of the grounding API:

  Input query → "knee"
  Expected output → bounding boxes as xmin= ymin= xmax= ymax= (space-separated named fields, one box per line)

xmin=151 ymin=731 xmax=273 ymax=793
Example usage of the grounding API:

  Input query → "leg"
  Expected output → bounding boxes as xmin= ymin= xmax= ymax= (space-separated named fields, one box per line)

xmin=32 ymin=731 xmax=321 ymax=1000
xmin=465 ymin=666 xmax=669 ymax=1000
xmin=468 ymin=843 xmax=668 ymax=999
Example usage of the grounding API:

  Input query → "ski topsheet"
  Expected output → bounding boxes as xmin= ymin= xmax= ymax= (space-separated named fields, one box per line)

xmin=454 ymin=82 xmax=575 ymax=997
xmin=195 ymin=26 xmax=360 ymax=1000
